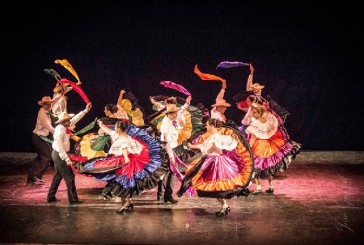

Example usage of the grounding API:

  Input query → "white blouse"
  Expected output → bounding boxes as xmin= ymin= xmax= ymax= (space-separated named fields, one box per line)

xmin=199 ymin=133 xmax=237 ymax=155
xmin=109 ymin=132 xmax=143 ymax=156
xmin=245 ymin=111 xmax=278 ymax=139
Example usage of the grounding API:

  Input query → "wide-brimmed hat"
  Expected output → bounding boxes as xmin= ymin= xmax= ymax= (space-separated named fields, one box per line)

xmin=38 ymin=96 xmax=52 ymax=106
xmin=165 ymin=104 xmax=180 ymax=114
xmin=211 ymin=99 xmax=231 ymax=108
xmin=55 ymin=112 xmax=75 ymax=124
xmin=250 ymin=83 xmax=265 ymax=91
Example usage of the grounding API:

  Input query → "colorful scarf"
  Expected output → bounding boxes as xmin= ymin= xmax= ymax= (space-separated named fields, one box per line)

xmin=194 ymin=65 xmax=225 ymax=83
xmin=55 ymin=59 xmax=81 ymax=84
xmin=216 ymin=61 xmax=249 ymax=69
xmin=160 ymin=80 xmax=191 ymax=96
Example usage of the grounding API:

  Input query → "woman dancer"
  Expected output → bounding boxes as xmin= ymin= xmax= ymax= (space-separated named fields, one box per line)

xmin=245 ymin=104 xmax=299 ymax=194
xmin=76 ymin=119 xmax=169 ymax=214
xmin=177 ymin=118 xmax=253 ymax=217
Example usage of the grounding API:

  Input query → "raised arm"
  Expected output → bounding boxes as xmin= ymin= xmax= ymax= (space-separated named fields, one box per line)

xmin=176 ymin=95 xmax=191 ymax=126
xmin=149 ymin=96 xmax=165 ymax=111
xmin=181 ymin=95 xmax=191 ymax=111
xmin=117 ymin=89 xmax=125 ymax=107
xmin=63 ymin=85 xmax=73 ymax=95
xmin=70 ymin=102 xmax=92 ymax=126
xmin=97 ymin=119 xmax=113 ymax=136
xmin=246 ymin=63 xmax=254 ymax=91
xmin=51 ymin=89 xmax=66 ymax=106
xmin=215 ymin=80 xmax=227 ymax=101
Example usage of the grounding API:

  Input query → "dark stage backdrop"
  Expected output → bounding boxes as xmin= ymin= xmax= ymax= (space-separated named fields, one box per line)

xmin=1 ymin=1 xmax=363 ymax=152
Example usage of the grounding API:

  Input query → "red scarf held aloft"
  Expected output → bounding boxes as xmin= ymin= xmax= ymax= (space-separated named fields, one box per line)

xmin=58 ymin=78 xmax=90 ymax=103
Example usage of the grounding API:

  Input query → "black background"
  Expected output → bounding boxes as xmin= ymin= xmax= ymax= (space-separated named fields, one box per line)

xmin=1 ymin=0 xmax=363 ymax=152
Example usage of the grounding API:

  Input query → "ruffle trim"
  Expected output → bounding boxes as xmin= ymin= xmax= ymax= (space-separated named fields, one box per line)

xmin=120 ymin=99 xmax=145 ymax=126
xmin=254 ymin=141 xmax=301 ymax=178
xmin=178 ymin=126 xmax=254 ymax=199
xmin=246 ymin=113 xmax=278 ymax=139
xmin=77 ymin=124 xmax=169 ymax=193
xmin=103 ymin=146 xmax=169 ymax=198
xmin=253 ymin=142 xmax=292 ymax=170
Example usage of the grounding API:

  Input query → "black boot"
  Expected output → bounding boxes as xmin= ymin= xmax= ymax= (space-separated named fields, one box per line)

xmin=164 ymin=196 xmax=178 ymax=204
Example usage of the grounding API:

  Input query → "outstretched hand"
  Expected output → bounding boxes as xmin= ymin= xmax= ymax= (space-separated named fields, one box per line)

xmin=222 ymin=79 xmax=227 ymax=90
xmin=97 ymin=119 xmax=104 ymax=128
xmin=85 ymin=102 xmax=92 ymax=112
xmin=249 ymin=63 xmax=254 ymax=74
xmin=186 ymin=95 xmax=192 ymax=104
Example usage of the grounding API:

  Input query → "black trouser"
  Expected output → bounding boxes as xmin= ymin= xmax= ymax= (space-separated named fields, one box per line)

xmin=28 ymin=134 xmax=52 ymax=180
xmin=157 ymin=169 xmax=177 ymax=199
xmin=47 ymin=150 xmax=79 ymax=203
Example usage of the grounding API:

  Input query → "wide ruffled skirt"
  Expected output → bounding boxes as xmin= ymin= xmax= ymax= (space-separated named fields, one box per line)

xmin=149 ymin=104 xmax=206 ymax=180
xmin=178 ymin=126 xmax=254 ymax=199
xmin=251 ymin=129 xmax=301 ymax=178
xmin=77 ymin=133 xmax=108 ymax=159
xmin=75 ymin=124 xmax=169 ymax=198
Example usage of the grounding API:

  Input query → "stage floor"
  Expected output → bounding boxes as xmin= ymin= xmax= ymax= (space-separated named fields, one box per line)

xmin=0 ymin=151 xmax=363 ymax=244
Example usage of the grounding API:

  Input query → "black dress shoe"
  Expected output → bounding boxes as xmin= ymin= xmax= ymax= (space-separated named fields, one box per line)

xmin=102 ymin=193 xmax=113 ymax=200
xmin=26 ymin=176 xmax=34 ymax=184
xmin=34 ymin=176 xmax=45 ymax=183
xmin=176 ymin=190 xmax=183 ymax=197
xmin=265 ymin=188 xmax=274 ymax=194
xmin=70 ymin=200 xmax=83 ymax=205
xmin=27 ymin=177 xmax=44 ymax=185
xmin=127 ymin=203 xmax=134 ymax=211
xmin=164 ymin=197 xmax=178 ymax=204
xmin=47 ymin=197 xmax=60 ymax=203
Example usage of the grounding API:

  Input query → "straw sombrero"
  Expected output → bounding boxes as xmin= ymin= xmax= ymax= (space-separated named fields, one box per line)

xmin=165 ymin=104 xmax=180 ymax=114
xmin=55 ymin=112 xmax=75 ymax=124
xmin=38 ymin=96 xmax=52 ymax=106
xmin=211 ymin=99 xmax=231 ymax=108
